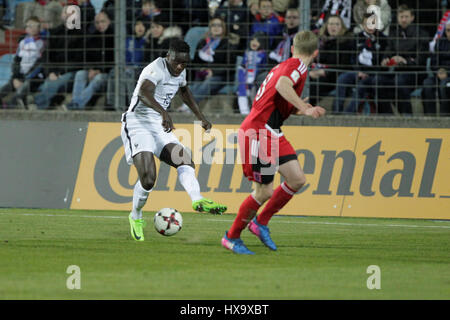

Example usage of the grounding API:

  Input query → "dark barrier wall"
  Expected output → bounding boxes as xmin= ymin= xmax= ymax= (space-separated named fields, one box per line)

xmin=0 ymin=120 xmax=88 ymax=208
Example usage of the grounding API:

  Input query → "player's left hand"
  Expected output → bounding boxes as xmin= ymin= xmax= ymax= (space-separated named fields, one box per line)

xmin=201 ymin=119 xmax=212 ymax=132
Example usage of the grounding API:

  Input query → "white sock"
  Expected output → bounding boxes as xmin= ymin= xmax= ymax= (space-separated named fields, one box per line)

xmin=132 ymin=180 xmax=151 ymax=220
xmin=238 ymin=96 xmax=250 ymax=115
xmin=177 ymin=165 xmax=203 ymax=202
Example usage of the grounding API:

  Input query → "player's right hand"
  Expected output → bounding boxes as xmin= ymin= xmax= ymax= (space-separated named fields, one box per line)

xmin=162 ymin=114 xmax=175 ymax=132
xmin=305 ymin=106 xmax=326 ymax=119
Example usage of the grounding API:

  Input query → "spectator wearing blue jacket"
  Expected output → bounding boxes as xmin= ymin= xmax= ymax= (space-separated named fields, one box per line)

xmin=123 ymin=20 xmax=148 ymax=102
xmin=250 ymin=0 xmax=284 ymax=50
xmin=0 ymin=16 xmax=45 ymax=108
xmin=237 ymin=32 xmax=267 ymax=114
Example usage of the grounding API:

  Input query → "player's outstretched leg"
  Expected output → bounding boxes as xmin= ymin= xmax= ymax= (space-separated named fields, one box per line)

xmin=176 ymin=164 xmax=227 ymax=215
xmin=160 ymin=145 xmax=228 ymax=215
xmin=192 ymin=198 xmax=227 ymax=215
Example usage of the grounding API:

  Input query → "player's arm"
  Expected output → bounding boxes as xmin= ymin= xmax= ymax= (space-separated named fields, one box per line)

xmin=179 ymin=85 xmax=212 ymax=132
xmin=138 ymin=79 xmax=175 ymax=132
xmin=275 ymin=76 xmax=325 ymax=118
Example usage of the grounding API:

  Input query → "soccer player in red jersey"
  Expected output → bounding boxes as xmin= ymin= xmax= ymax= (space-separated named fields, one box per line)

xmin=222 ymin=31 xmax=326 ymax=254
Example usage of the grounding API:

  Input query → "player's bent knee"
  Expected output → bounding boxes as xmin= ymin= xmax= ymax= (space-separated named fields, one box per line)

xmin=140 ymin=174 xmax=156 ymax=191
xmin=286 ymin=175 xmax=306 ymax=192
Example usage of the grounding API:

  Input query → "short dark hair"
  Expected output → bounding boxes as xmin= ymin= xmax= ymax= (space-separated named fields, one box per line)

xmin=169 ymin=39 xmax=190 ymax=54
xmin=25 ymin=16 xmax=40 ymax=25
xmin=398 ymin=4 xmax=414 ymax=16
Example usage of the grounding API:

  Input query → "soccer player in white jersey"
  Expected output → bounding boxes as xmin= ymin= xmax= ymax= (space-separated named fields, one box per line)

xmin=121 ymin=39 xmax=227 ymax=241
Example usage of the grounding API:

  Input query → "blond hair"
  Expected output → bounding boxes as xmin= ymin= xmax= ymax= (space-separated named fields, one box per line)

xmin=293 ymin=30 xmax=318 ymax=56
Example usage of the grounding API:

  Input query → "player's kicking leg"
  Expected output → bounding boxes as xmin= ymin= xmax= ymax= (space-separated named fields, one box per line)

xmin=128 ymin=151 xmax=157 ymax=241
xmin=248 ymin=159 xmax=305 ymax=250
xmin=160 ymin=143 xmax=227 ymax=215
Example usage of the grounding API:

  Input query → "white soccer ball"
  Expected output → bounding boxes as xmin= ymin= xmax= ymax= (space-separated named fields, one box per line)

xmin=154 ymin=208 xmax=183 ymax=236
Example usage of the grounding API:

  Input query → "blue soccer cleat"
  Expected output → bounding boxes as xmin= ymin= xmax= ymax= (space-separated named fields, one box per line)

xmin=248 ymin=218 xmax=277 ymax=251
xmin=221 ymin=231 xmax=255 ymax=255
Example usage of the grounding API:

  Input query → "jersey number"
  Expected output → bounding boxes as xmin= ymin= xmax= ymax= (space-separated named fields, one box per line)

xmin=163 ymin=93 xmax=173 ymax=107
xmin=255 ymin=71 xmax=274 ymax=101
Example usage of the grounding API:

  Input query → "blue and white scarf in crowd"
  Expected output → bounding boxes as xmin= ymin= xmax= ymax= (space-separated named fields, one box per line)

xmin=198 ymin=37 xmax=222 ymax=63
xmin=429 ymin=10 xmax=450 ymax=52
xmin=269 ymin=32 xmax=294 ymax=63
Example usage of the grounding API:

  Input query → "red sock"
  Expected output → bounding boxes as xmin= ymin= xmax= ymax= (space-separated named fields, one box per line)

xmin=228 ymin=194 xmax=261 ymax=239
xmin=257 ymin=182 xmax=296 ymax=226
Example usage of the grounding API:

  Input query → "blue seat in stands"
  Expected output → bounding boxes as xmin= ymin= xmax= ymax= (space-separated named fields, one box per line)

xmin=184 ymin=26 xmax=208 ymax=60
xmin=0 ymin=54 xmax=14 ymax=88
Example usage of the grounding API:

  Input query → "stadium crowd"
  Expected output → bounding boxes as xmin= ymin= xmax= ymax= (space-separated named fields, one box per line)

xmin=0 ymin=0 xmax=449 ymax=115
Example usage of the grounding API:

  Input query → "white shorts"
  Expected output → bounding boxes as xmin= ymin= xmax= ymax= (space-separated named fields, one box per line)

xmin=121 ymin=112 xmax=182 ymax=165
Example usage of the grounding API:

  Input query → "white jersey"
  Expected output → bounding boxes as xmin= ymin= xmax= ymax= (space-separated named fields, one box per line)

xmin=127 ymin=57 xmax=187 ymax=118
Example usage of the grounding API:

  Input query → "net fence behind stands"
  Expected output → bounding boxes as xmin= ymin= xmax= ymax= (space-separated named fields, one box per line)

xmin=0 ymin=0 xmax=448 ymax=116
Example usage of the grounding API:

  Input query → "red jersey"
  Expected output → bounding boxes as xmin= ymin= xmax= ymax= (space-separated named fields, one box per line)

xmin=242 ymin=57 xmax=308 ymax=132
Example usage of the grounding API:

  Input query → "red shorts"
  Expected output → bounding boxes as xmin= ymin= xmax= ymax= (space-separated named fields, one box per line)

xmin=238 ymin=126 xmax=297 ymax=184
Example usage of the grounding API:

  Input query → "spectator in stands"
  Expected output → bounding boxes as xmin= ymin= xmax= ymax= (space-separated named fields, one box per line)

xmin=422 ymin=20 xmax=450 ymax=116
xmin=66 ymin=11 xmax=114 ymax=110
xmin=77 ymin=0 xmax=96 ymax=33
xmin=353 ymin=0 xmax=392 ymax=36
xmin=333 ymin=12 xmax=389 ymax=113
xmin=272 ymin=0 xmax=292 ymax=16
xmin=250 ymin=0 xmax=284 ymax=50
xmin=126 ymin=20 xmax=148 ymax=68
xmin=390 ymin=0 xmax=446 ymax=37
xmin=313 ymin=0 xmax=353 ymax=32
xmin=254 ymin=6 xmax=298 ymax=91
xmin=248 ymin=0 xmax=259 ymax=21
xmin=144 ymin=13 xmax=169 ymax=63
xmin=108 ymin=19 xmax=147 ymax=106
xmin=309 ymin=14 xmax=354 ymax=107
xmin=23 ymin=0 xmax=63 ymax=30
xmin=428 ymin=9 xmax=450 ymax=54
xmin=135 ymin=0 xmax=161 ymax=30
xmin=189 ymin=17 xmax=234 ymax=103
xmin=380 ymin=5 xmax=429 ymax=115
xmin=214 ymin=0 xmax=250 ymax=53
xmin=0 ymin=16 xmax=45 ymax=108
xmin=268 ymin=7 xmax=301 ymax=65
xmin=236 ymin=32 xmax=267 ymax=114
xmin=30 ymin=5 xmax=89 ymax=110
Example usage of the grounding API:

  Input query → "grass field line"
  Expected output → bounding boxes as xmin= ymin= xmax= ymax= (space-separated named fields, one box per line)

xmin=1 ymin=211 xmax=449 ymax=230
xmin=206 ymin=218 xmax=450 ymax=230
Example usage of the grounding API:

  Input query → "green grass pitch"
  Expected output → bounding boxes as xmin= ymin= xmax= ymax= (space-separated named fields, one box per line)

xmin=0 ymin=208 xmax=449 ymax=299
